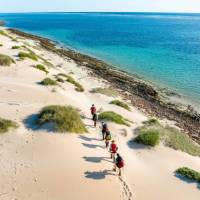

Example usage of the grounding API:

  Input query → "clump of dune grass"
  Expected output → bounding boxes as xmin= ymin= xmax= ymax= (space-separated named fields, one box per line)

xmin=56 ymin=77 xmax=65 ymax=83
xmin=110 ymin=100 xmax=131 ymax=111
xmin=37 ymin=105 xmax=87 ymax=133
xmin=134 ymin=129 xmax=160 ymax=147
xmin=176 ymin=167 xmax=200 ymax=183
xmin=98 ymin=111 xmax=130 ymax=126
xmin=0 ymin=54 xmax=15 ymax=66
xmin=0 ymin=118 xmax=18 ymax=133
xmin=0 ymin=44 xmax=3 ymax=47
xmin=134 ymin=119 xmax=200 ymax=156
xmin=34 ymin=64 xmax=49 ymax=74
xmin=90 ymin=87 xmax=118 ymax=97
xmin=12 ymin=45 xmax=20 ymax=49
xmin=40 ymin=78 xmax=57 ymax=86
xmin=58 ymin=73 xmax=84 ymax=92
xmin=18 ymin=51 xmax=38 ymax=61
xmin=0 ymin=30 xmax=9 ymax=37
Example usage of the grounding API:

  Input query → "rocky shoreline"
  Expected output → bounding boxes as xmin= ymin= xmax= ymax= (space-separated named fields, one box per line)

xmin=8 ymin=28 xmax=200 ymax=144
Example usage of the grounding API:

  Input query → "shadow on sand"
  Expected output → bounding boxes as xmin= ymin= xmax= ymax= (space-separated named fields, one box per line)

xmin=23 ymin=114 xmax=55 ymax=133
xmin=174 ymin=173 xmax=200 ymax=190
xmin=85 ymin=170 xmax=115 ymax=180
xmin=23 ymin=114 xmax=39 ymax=131
xmin=83 ymin=156 xmax=113 ymax=163
xmin=82 ymin=143 xmax=104 ymax=149
xmin=78 ymin=135 xmax=100 ymax=142
xmin=127 ymin=139 xmax=151 ymax=150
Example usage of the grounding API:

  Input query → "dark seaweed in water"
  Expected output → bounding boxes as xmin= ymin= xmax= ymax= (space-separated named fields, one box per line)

xmin=8 ymin=28 xmax=200 ymax=144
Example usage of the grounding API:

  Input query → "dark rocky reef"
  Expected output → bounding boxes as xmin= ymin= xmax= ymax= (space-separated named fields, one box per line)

xmin=9 ymin=28 xmax=200 ymax=144
xmin=0 ymin=21 xmax=5 ymax=26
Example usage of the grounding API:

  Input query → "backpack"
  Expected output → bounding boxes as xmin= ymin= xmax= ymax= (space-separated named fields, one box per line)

xmin=106 ymin=134 xmax=111 ymax=141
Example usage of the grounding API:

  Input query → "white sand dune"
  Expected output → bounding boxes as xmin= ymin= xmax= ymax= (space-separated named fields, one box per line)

xmin=0 ymin=28 xmax=199 ymax=200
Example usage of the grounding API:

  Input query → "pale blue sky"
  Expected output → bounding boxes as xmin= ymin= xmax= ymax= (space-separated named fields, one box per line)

xmin=0 ymin=0 xmax=200 ymax=13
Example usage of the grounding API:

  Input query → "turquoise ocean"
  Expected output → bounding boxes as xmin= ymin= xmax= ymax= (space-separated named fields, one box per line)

xmin=0 ymin=12 xmax=200 ymax=105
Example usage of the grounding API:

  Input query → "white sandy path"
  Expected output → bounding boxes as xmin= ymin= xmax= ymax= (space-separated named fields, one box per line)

xmin=0 ymin=29 xmax=200 ymax=200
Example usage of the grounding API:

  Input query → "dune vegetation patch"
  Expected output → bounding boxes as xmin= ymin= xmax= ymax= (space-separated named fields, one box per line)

xmin=110 ymin=100 xmax=131 ymax=111
xmin=37 ymin=105 xmax=87 ymax=133
xmin=58 ymin=73 xmax=84 ymax=92
xmin=134 ymin=129 xmax=160 ymax=147
xmin=90 ymin=87 xmax=118 ymax=97
xmin=176 ymin=167 xmax=200 ymax=183
xmin=0 ymin=44 xmax=3 ymax=47
xmin=12 ymin=45 xmax=21 ymax=49
xmin=134 ymin=119 xmax=200 ymax=156
xmin=34 ymin=64 xmax=49 ymax=74
xmin=18 ymin=51 xmax=38 ymax=61
xmin=98 ymin=111 xmax=130 ymax=126
xmin=40 ymin=78 xmax=57 ymax=86
xmin=0 ymin=117 xmax=18 ymax=133
xmin=0 ymin=54 xmax=15 ymax=66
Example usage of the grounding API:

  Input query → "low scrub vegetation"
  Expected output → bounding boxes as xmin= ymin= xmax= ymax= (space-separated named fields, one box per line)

xmin=134 ymin=129 xmax=160 ymax=147
xmin=110 ymin=100 xmax=131 ymax=111
xmin=18 ymin=51 xmax=38 ymax=61
xmin=98 ymin=111 xmax=130 ymax=126
xmin=90 ymin=87 xmax=118 ymax=97
xmin=0 ymin=54 xmax=15 ymax=66
xmin=0 ymin=117 xmax=18 ymax=133
xmin=35 ymin=64 xmax=49 ymax=74
xmin=40 ymin=78 xmax=57 ymax=86
xmin=134 ymin=119 xmax=200 ymax=156
xmin=37 ymin=105 xmax=87 ymax=133
xmin=12 ymin=45 xmax=20 ymax=49
xmin=176 ymin=167 xmax=200 ymax=183
xmin=0 ymin=44 xmax=3 ymax=47
xmin=58 ymin=73 xmax=84 ymax=92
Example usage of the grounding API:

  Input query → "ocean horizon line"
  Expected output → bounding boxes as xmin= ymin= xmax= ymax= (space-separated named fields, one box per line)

xmin=1 ymin=11 xmax=200 ymax=15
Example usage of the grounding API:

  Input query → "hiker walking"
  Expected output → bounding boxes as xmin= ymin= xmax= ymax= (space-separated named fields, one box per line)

xmin=90 ymin=104 xmax=96 ymax=117
xmin=92 ymin=112 xmax=98 ymax=127
xmin=113 ymin=153 xmax=124 ymax=176
xmin=110 ymin=140 xmax=118 ymax=162
xmin=105 ymin=130 xmax=111 ymax=148
xmin=101 ymin=122 xmax=108 ymax=140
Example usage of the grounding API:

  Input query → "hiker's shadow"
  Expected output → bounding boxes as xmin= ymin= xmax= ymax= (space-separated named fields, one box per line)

xmin=78 ymin=135 xmax=100 ymax=142
xmin=83 ymin=156 xmax=113 ymax=163
xmin=82 ymin=143 xmax=104 ymax=149
xmin=85 ymin=170 xmax=115 ymax=180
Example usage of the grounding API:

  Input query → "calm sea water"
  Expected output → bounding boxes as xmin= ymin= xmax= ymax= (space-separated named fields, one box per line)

xmin=1 ymin=12 xmax=200 ymax=104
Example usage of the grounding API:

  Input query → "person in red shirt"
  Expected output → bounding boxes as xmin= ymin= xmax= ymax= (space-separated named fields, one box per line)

xmin=110 ymin=140 xmax=118 ymax=162
xmin=90 ymin=104 xmax=96 ymax=117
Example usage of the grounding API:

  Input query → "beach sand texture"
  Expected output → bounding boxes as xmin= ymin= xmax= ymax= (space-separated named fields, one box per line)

xmin=0 ymin=28 xmax=200 ymax=200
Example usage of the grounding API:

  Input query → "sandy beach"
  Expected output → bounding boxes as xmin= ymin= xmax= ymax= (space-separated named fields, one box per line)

xmin=0 ymin=27 xmax=200 ymax=200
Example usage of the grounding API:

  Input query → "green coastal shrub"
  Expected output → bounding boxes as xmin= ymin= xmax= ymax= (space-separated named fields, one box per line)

xmin=90 ymin=87 xmax=118 ymax=97
xmin=110 ymin=100 xmax=131 ymax=111
xmin=12 ymin=45 xmax=20 ymax=49
xmin=176 ymin=167 xmax=200 ymax=183
xmin=35 ymin=64 xmax=49 ymax=74
xmin=37 ymin=105 xmax=87 ymax=133
xmin=58 ymin=73 xmax=84 ymax=92
xmin=0 ymin=54 xmax=15 ymax=66
xmin=18 ymin=51 xmax=38 ymax=61
xmin=134 ymin=129 xmax=160 ymax=146
xmin=98 ymin=111 xmax=130 ymax=126
xmin=134 ymin=119 xmax=200 ymax=155
xmin=40 ymin=78 xmax=57 ymax=86
xmin=0 ymin=44 xmax=3 ymax=47
xmin=0 ymin=118 xmax=18 ymax=133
